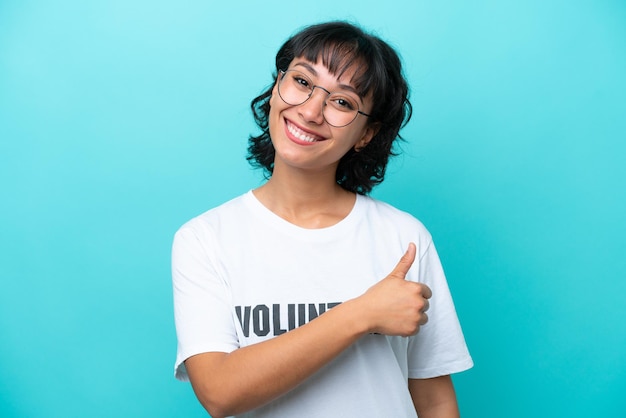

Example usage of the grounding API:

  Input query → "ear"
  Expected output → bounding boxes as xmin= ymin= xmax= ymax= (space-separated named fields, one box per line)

xmin=269 ymin=76 xmax=281 ymax=107
xmin=354 ymin=123 xmax=380 ymax=152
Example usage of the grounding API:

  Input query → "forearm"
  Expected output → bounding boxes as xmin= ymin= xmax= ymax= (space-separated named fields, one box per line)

xmin=187 ymin=298 xmax=368 ymax=417
xmin=409 ymin=375 xmax=460 ymax=418
xmin=414 ymin=400 xmax=459 ymax=418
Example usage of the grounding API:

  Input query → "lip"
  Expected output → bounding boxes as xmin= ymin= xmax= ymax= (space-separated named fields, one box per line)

xmin=284 ymin=118 xmax=326 ymax=145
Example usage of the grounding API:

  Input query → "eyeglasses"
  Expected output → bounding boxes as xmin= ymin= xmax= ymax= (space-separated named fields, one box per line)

xmin=277 ymin=69 xmax=371 ymax=128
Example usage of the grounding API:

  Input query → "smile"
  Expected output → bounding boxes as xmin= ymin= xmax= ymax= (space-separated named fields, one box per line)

xmin=286 ymin=120 xmax=325 ymax=143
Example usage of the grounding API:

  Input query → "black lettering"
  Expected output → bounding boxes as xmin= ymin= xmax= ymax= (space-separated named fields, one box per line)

xmin=288 ymin=304 xmax=296 ymax=330
xmin=235 ymin=306 xmax=251 ymax=338
xmin=253 ymin=305 xmax=270 ymax=336
xmin=308 ymin=304 xmax=321 ymax=321
xmin=298 ymin=304 xmax=306 ymax=327
xmin=273 ymin=304 xmax=287 ymax=336
xmin=238 ymin=302 xmax=343 ymax=338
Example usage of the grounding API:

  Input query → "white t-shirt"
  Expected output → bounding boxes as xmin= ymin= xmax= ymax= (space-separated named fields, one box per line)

xmin=172 ymin=191 xmax=473 ymax=417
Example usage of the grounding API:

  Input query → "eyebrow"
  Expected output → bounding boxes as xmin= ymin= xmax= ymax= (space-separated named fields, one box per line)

xmin=292 ymin=61 xmax=364 ymax=104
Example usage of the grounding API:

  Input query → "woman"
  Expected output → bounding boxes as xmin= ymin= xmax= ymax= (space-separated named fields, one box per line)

xmin=172 ymin=21 xmax=473 ymax=418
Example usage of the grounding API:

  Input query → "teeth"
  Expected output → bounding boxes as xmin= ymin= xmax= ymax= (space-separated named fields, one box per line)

xmin=287 ymin=121 xmax=321 ymax=142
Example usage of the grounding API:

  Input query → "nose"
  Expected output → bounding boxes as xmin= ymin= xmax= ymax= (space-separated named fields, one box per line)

xmin=297 ymin=86 xmax=330 ymax=125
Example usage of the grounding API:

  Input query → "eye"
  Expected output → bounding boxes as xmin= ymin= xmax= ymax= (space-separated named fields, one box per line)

xmin=294 ymin=76 xmax=309 ymax=87
xmin=328 ymin=95 xmax=357 ymax=112
xmin=290 ymin=73 xmax=312 ymax=91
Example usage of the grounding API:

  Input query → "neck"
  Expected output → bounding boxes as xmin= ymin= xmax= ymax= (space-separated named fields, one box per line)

xmin=253 ymin=165 xmax=356 ymax=229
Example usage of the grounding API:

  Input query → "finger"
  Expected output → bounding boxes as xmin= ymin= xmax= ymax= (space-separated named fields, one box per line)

xmin=388 ymin=243 xmax=416 ymax=279
xmin=421 ymin=284 xmax=433 ymax=300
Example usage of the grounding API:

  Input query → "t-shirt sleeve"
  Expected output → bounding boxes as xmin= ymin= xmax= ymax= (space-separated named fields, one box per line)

xmin=171 ymin=222 xmax=239 ymax=381
xmin=407 ymin=240 xmax=473 ymax=378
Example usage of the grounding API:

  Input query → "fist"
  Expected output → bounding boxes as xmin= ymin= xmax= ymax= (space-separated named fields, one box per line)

xmin=360 ymin=243 xmax=432 ymax=336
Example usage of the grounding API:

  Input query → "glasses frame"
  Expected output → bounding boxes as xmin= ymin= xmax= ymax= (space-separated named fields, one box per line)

xmin=277 ymin=69 xmax=371 ymax=128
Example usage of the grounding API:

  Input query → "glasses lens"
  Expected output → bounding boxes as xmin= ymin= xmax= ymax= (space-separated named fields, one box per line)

xmin=324 ymin=93 xmax=359 ymax=127
xmin=278 ymin=70 xmax=361 ymax=127
xmin=278 ymin=70 xmax=312 ymax=106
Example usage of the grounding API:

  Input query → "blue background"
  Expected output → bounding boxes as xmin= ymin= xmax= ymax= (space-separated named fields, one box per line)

xmin=1 ymin=1 xmax=625 ymax=417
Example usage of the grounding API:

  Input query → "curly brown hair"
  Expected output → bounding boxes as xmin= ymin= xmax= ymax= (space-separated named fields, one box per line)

xmin=247 ymin=21 xmax=412 ymax=195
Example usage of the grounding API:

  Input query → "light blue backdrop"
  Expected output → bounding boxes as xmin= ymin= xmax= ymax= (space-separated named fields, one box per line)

xmin=1 ymin=1 xmax=624 ymax=417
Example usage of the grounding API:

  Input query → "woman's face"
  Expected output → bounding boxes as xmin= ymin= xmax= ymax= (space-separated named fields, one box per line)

xmin=268 ymin=57 xmax=376 ymax=176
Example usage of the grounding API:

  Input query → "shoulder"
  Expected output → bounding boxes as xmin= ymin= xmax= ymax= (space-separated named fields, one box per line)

xmin=358 ymin=195 xmax=435 ymax=258
xmin=173 ymin=192 xmax=252 ymax=245
xmin=178 ymin=192 xmax=250 ymax=230
xmin=359 ymin=195 xmax=432 ymax=238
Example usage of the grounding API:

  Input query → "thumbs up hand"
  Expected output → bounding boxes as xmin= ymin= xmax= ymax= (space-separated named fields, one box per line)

xmin=355 ymin=243 xmax=432 ymax=337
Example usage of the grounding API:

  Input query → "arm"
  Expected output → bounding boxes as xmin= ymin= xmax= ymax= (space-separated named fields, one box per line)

xmin=409 ymin=375 xmax=460 ymax=418
xmin=185 ymin=243 xmax=431 ymax=418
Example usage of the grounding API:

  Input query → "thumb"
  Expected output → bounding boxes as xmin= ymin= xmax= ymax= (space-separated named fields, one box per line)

xmin=387 ymin=243 xmax=416 ymax=280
